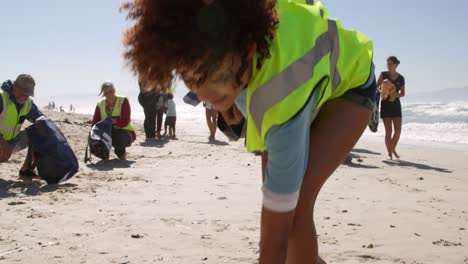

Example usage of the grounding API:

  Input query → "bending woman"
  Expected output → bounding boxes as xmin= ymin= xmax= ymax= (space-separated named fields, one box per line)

xmin=122 ymin=1 xmax=375 ymax=263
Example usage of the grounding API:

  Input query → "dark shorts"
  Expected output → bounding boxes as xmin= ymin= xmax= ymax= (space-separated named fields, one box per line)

xmin=380 ymin=99 xmax=402 ymax=118
xmin=165 ymin=116 xmax=176 ymax=128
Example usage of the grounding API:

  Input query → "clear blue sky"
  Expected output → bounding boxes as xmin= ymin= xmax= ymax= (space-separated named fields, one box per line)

xmin=1 ymin=0 xmax=467 ymax=106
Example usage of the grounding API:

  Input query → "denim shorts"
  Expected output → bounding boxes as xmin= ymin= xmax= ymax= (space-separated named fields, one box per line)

xmin=342 ymin=69 xmax=377 ymax=111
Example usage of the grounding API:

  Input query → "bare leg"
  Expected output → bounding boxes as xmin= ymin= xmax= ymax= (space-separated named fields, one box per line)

xmin=205 ymin=109 xmax=217 ymax=140
xmin=383 ymin=118 xmax=393 ymax=160
xmin=391 ymin=117 xmax=402 ymax=159
xmin=284 ymin=99 xmax=371 ymax=264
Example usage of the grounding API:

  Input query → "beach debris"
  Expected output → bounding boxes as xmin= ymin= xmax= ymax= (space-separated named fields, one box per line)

xmin=217 ymin=196 xmax=227 ymax=200
xmin=358 ymin=255 xmax=379 ymax=260
xmin=366 ymin=244 xmax=374 ymax=249
xmin=417 ymin=177 xmax=424 ymax=180
xmin=131 ymin=234 xmax=143 ymax=239
xmin=414 ymin=233 xmax=421 ymax=237
xmin=200 ymin=234 xmax=211 ymax=240
xmin=7 ymin=201 xmax=26 ymax=206
xmin=432 ymin=239 xmax=463 ymax=247
xmin=0 ymin=247 xmax=27 ymax=258
xmin=460 ymin=228 xmax=466 ymax=231
xmin=390 ymin=225 xmax=396 ymax=228
xmin=202 ymin=257 xmax=208 ymax=261
xmin=341 ymin=210 xmax=348 ymax=213
xmin=214 ymin=176 xmax=219 ymax=180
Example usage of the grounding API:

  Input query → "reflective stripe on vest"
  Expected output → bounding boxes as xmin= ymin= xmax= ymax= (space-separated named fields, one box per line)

xmin=249 ymin=19 xmax=340 ymax=136
xmin=0 ymin=91 xmax=32 ymax=140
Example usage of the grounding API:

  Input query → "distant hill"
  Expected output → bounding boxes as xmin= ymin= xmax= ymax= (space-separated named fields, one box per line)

xmin=406 ymin=87 xmax=468 ymax=103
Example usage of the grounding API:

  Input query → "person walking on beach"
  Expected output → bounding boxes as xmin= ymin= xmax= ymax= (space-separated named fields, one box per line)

xmin=122 ymin=1 xmax=375 ymax=263
xmin=91 ymin=81 xmax=136 ymax=160
xmin=378 ymin=56 xmax=405 ymax=160
xmin=164 ymin=93 xmax=177 ymax=138
xmin=0 ymin=74 xmax=45 ymax=179
xmin=204 ymin=101 xmax=218 ymax=141
xmin=138 ymin=80 xmax=159 ymax=140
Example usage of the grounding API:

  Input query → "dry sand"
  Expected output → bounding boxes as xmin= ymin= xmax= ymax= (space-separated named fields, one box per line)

xmin=1 ymin=111 xmax=467 ymax=264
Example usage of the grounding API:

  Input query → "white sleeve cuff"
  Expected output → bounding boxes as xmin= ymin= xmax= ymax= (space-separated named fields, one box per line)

xmin=262 ymin=186 xmax=300 ymax=213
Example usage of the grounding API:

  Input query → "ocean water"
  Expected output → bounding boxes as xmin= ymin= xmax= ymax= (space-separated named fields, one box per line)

xmin=364 ymin=101 xmax=468 ymax=147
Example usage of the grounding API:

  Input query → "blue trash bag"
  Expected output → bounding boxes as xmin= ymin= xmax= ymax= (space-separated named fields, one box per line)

xmin=26 ymin=117 xmax=79 ymax=184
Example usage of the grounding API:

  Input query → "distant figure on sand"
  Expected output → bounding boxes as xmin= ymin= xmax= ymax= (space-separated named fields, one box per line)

xmin=0 ymin=74 xmax=45 ymax=180
xmin=204 ymin=101 xmax=218 ymax=141
xmin=69 ymin=104 xmax=75 ymax=112
xmin=164 ymin=93 xmax=177 ymax=138
xmin=91 ymin=81 xmax=136 ymax=160
xmin=378 ymin=56 xmax=406 ymax=160
xmin=59 ymin=106 xmax=64 ymax=112
xmin=122 ymin=1 xmax=375 ymax=263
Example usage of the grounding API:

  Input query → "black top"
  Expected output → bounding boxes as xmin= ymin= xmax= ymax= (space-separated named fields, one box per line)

xmin=381 ymin=71 xmax=405 ymax=92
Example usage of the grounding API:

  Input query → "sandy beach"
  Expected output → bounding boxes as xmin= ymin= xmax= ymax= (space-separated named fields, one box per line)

xmin=1 ymin=111 xmax=467 ymax=264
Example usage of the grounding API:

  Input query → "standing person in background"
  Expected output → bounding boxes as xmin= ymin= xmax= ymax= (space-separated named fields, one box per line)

xmin=92 ymin=81 xmax=136 ymax=160
xmin=378 ymin=56 xmax=405 ymax=160
xmin=138 ymin=80 xmax=158 ymax=140
xmin=155 ymin=91 xmax=166 ymax=139
xmin=0 ymin=74 xmax=44 ymax=179
xmin=204 ymin=101 xmax=218 ymax=141
xmin=164 ymin=93 xmax=177 ymax=139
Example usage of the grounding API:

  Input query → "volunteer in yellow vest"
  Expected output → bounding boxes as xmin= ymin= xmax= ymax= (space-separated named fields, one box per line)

xmin=122 ymin=1 xmax=376 ymax=263
xmin=91 ymin=81 xmax=136 ymax=160
xmin=0 ymin=74 xmax=45 ymax=179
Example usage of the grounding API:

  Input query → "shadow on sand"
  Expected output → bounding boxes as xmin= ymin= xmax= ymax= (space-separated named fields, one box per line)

xmin=139 ymin=138 xmax=170 ymax=148
xmin=86 ymin=159 xmax=136 ymax=171
xmin=382 ymin=159 xmax=452 ymax=173
xmin=0 ymin=178 xmax=78 ymax=198
xmin=352 ymin=148 xmax=381 ymax=156
xmin=182 ymin=139 xmax=230 ymax=146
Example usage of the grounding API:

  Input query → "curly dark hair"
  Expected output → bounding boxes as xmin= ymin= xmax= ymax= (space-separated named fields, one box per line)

xmin=121 ymin=0 xmax=278 ymax=90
